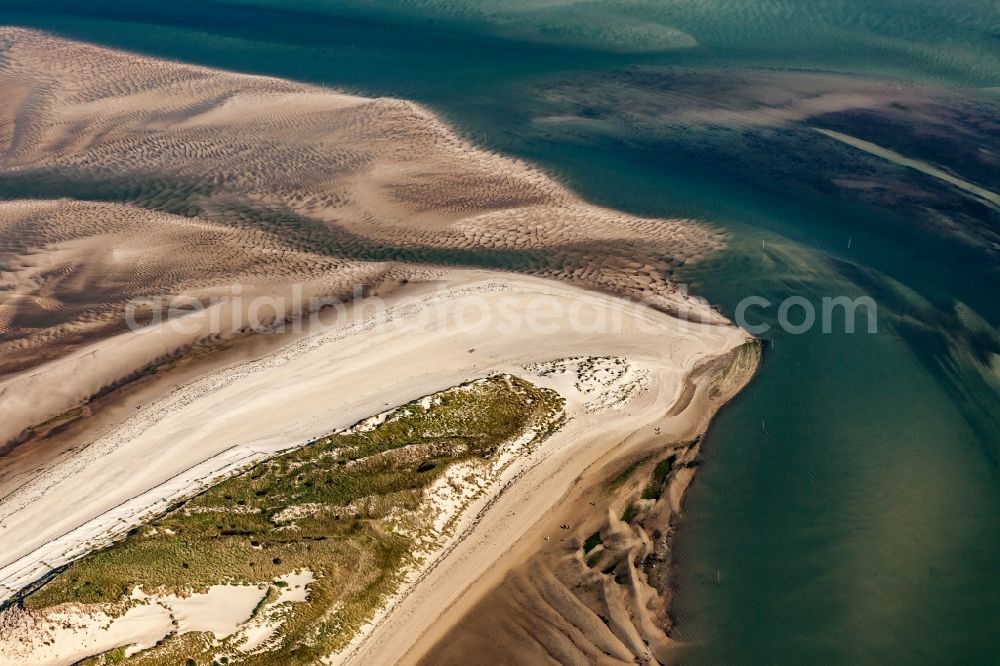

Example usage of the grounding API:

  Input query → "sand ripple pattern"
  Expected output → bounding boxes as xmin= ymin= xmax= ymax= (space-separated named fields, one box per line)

xmin=0 ymin=28 xmax=723 ymax=378
xmin=0 ymin=199 xmax=388 ymax=375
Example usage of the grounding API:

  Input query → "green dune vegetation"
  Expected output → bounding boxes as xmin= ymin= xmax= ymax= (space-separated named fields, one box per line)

xmin=19 ymin=375 xmax=564 ymax=665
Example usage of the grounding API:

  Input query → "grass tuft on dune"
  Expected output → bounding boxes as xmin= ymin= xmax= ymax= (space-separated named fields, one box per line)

xmin=21 ymin=375 xmax=563 ymax=664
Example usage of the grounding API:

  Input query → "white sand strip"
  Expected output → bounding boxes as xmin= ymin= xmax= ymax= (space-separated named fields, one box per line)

xmin=0 ymin=583 xmax=269 ymax=666
xmin=816 ymin=128 xmax=1000 ymax=209
xmin=0 ymin=271 xmax=744 ymax=605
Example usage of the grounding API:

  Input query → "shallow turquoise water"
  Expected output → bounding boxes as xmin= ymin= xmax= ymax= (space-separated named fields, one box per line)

xmin=675 ymin=236 xmax=1000 ymax=663
xmin=1 ymin=2 xmax=997 ymax=662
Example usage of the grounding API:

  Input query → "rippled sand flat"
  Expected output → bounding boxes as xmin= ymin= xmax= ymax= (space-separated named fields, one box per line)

xmin=0 ymin=29 xmax=725 ymax=436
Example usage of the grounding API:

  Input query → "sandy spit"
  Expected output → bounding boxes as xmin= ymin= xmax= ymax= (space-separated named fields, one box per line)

xmin=0 ymin=270 xmax=746 ymax=605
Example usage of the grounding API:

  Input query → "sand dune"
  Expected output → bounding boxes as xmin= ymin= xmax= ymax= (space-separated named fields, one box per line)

xmin=414 ymin=344 xmax=759 ymax=666
xmin=0 ymin=273 xmax=748 ymax=645
xmin=0 ymin=271 xmax=743 ymax=589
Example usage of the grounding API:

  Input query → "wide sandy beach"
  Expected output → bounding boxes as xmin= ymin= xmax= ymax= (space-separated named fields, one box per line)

xmin=1 ymin=269 xmax=751 ymax=664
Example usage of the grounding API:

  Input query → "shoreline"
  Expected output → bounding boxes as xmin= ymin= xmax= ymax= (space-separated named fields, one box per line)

xmin=375 ymin=340 xmax=760 ymax=665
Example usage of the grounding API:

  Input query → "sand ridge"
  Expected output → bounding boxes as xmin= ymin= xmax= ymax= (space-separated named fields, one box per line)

xmin=348 ymin=341 xmax=758 ymax=666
